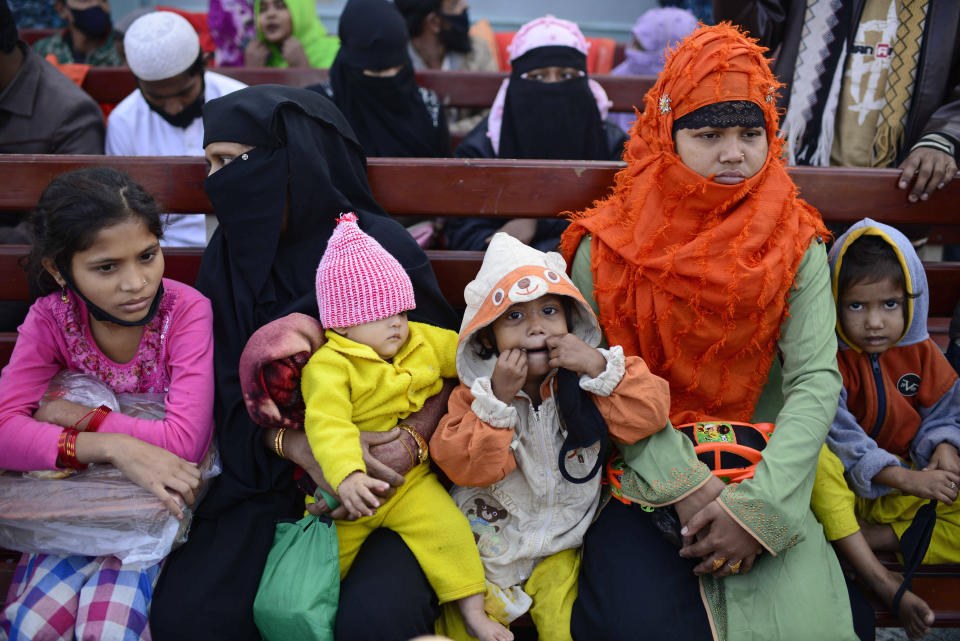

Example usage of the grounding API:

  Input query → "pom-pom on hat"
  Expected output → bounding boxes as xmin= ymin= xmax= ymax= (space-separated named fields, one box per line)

xmin=124 ymin=11 xmax=201 ymax=81
xmin=316 ymin=213 xmax=415 ymax=328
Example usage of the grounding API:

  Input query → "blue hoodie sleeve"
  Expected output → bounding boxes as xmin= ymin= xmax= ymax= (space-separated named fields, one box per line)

xmin=826 ymin=386 xmax=904 ymax=498
xmin=910 ymin=378 xmax=960 ymax=468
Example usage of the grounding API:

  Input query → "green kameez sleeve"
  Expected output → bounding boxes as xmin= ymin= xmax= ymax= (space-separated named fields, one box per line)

xmin=716 ymin=241 xmax=842 ymax=554
xmin=571 ymin=237 xmax=843 ymax=546
xmin=570 ymin=238 xmax=714 ymax=505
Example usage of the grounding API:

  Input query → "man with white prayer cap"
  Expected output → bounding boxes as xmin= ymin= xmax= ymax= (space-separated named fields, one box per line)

xmin=105 ymin=10 xmax=246 ymax=246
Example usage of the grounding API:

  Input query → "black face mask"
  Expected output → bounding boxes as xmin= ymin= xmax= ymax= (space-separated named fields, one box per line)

xmin=145 ymin=79 xmax=206 ymax=129
xmin=351 ymin=64 xmax=417 ymax=105
xmin=70 ymin=5 xmax=112 ymax=38
xmin=56 ymin=259 xmax=165 ymax=327
xmin=438 ymin=10 xmax=471 ymax=53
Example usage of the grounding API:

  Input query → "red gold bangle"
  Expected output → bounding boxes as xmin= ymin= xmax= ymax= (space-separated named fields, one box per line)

xmin=57 ymin=427 xmax=88 ymax=470
xmin=85 ymin=405 xmax=111 ymax=432
xmin=71 ymin=407 xmax=97 ymax=430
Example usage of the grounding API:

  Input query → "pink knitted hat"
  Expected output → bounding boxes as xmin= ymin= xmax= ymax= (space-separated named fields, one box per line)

xmin=315 ymin=213 xmax=415 ymax=328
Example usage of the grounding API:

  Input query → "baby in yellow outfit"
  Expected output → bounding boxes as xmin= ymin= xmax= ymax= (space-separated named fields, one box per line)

xmin=301 ymin=213 xmax=512 ymax=641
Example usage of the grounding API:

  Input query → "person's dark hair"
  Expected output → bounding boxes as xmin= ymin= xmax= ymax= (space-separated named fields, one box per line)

xmin=672 ymin=100 xmax=765 ymax=138
xmin=186 ymin=50 xmax=205 ymax=77
xmin=26 ymin=167 xmax=165 ymax=296
xmin=393 ymin=0 xmax=441 ymax=37
xmin=0 ymin=0 xmax=18 ymax=54
xmin=837 ymin=234 xmax=917 ymax=300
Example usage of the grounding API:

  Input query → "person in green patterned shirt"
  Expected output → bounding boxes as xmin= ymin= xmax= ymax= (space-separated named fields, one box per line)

xmin=32 ymin=0 xmax=122 ymax=65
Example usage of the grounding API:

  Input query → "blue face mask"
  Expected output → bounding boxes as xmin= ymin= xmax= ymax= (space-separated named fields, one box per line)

xmin=69 ymin=5 xmax=112 ymax=38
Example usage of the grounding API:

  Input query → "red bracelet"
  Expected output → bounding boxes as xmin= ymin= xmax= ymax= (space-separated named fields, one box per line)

xmin=57 ymin=427 xmax=87 ymax=471
xmin=71 ymin=407 xmax=96 ymax=430
xmin=86 ymin=405 xmax=111 ymax=432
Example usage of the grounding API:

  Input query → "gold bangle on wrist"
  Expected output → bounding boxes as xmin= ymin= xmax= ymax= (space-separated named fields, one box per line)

xmin=397 ymin=433 xmax=416 ymax=469
xmin=397 ymin=422 xmax=428 ymax=464
xmin=274 ymin=427 xmax=287 ymax=459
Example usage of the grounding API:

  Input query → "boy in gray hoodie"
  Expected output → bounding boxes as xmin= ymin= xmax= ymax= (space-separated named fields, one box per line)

xmin=811 ymin=219 xmax=960 ymax=640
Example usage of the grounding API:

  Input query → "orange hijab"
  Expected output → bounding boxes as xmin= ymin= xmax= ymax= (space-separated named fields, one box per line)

xmin=561 ymin=24 xmax=828 ymax=424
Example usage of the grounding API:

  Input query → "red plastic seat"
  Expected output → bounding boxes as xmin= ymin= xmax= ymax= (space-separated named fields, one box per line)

xmin=493 ymin=31 xmax=617 ymax=74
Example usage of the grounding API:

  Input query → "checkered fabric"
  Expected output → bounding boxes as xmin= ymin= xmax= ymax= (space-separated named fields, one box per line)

xmin=1 ymin=553 xmax=160 ymax=641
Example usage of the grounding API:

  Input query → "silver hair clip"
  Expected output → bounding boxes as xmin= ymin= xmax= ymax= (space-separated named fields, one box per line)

xmin=659 ymin=94 xmax=672 ymax=114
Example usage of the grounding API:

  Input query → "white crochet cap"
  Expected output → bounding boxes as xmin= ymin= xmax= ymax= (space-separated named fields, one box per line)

xmin=124 ymin=11 xmax=200 ymax=81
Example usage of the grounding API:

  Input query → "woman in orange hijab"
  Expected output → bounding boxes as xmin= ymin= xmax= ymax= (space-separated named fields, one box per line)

xmin=561 ymin=24 xmax=871 ymax=641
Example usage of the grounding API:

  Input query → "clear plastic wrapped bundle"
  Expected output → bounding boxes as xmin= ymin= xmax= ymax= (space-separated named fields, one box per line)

xmin=0 ymin=372 xmax=220 ymax=566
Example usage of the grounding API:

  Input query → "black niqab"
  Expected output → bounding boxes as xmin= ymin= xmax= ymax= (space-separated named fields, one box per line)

xmin=150 ymin=85 xmax=456 ymax=641
xmin=499 ymin=45 xmax=607 ymax=160
xmin=331 ymin=0 xmax=449 ymax=157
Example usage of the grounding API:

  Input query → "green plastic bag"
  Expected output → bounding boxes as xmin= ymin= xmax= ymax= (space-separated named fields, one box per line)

xmin=253 ymin=490 xmax=340 ymax=641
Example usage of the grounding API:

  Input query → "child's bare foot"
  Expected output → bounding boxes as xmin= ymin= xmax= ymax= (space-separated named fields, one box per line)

xmin=873 ymin=568 xmax=934 ymax=640
xmin=458 ymin=594 xmax=514 ymax=641
xmin=462 ymin=613 xmax=513 ymax=641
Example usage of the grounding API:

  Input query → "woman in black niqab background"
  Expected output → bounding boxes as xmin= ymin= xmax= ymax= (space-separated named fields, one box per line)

xmin=149 ymin=84 xmax=455 ymax=641
xmin=324 ymin=0 xmax=449 ymax=158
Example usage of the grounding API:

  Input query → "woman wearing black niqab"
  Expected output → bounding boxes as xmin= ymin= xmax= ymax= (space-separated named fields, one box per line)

xmin=149 ymin=85 xmax=456 ymax=641
xmin=319 ymin=0 xmax=449 ymax=158
xmin=446 ymin=15 xmax=628 ymax=252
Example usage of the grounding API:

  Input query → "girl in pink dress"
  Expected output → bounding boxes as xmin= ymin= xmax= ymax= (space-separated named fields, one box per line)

xmin=0 ymin=167 xmax=215 ymax=640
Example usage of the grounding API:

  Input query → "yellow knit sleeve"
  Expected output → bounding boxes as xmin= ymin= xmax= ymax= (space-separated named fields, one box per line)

xmin=415 ymin=322 xmax=460 ymax=379
xmin=301 ymin=347 xmax=365 ymax=491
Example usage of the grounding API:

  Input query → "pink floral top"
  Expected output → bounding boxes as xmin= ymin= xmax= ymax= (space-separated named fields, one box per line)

xmin=58 ymin=281 xmax=174 ymax=393
xmin=0 ymin=279 xmax=215 ymax=470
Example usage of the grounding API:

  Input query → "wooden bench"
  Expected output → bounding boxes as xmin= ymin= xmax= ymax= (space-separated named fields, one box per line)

xmin=75 ymin=67 xmax=655 ymax=116
xmin=16 ymin=28 xmax=58 ymax=45
xmin=0 ymin=156 xmax=958 ymax=627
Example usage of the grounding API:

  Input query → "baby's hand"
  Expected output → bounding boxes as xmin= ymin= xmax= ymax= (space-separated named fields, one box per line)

xmin=900 ymin=468 xmax=960 ymax=505
xmin=546 ymin=334 xmax=606 ymax=378
xmin=337 ymin=471 xmax=389 ymax=519
xmin=491 ymin=349 xmax=527 ymax=404
xmin=925 ymin=442 xmax=960 ymax=476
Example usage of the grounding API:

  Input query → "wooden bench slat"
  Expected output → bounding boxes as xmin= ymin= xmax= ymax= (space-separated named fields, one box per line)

xmin=1 ymin=244 xmax=954 ymax=317
xmin=76 ymin=67 xmax=654 ymax=113
xmin=1 ymin=157 xmax=959 ymax=231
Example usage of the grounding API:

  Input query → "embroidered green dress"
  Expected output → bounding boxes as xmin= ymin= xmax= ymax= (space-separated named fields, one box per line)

xmin=572 ymin=238 xmax=859 ymax=641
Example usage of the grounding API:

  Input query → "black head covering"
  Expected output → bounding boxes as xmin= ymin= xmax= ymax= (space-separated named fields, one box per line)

xmin=330 ymin=0 xmax=449 ymax=158
xmin=672 ymin=100 xmax=766 ymax=136
xmin=499 ymin=45 xmax=607 ymax=160
xmin=394 ymin=0 xmax=441 ymax=36
xmin=150 ymin=85 xmax=456 ymax=640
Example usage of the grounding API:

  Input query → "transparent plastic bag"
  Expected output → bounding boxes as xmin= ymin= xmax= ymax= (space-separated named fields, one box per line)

xmin=39 ymin=369 xmax=121 ymax=413
xmin=0 ymin=372 xmax=221 ymax=566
